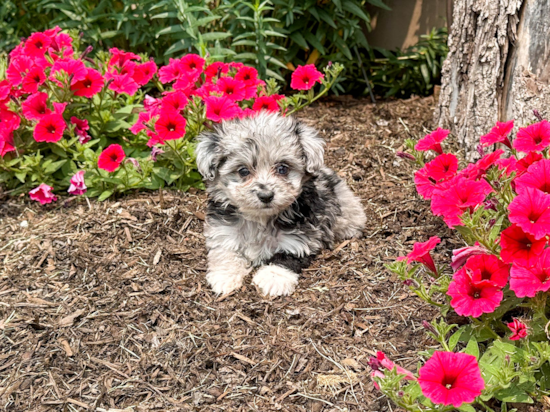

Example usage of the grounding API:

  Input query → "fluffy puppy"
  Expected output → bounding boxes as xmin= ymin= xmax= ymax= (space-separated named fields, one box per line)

xmin=195 ymin=112 xmax=366 ymax=296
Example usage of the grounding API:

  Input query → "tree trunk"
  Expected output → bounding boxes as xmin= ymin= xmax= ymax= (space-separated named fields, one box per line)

xmin=435 ymin=0 xmax=550 ymax=160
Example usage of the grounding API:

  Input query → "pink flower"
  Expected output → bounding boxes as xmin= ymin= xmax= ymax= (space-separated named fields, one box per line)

xmin=0 ymin=130 xmax=16 ymax=157
xmin=205 ymin=62 xmax=229 ymax=81
xmin=404 ymin=236 xmax=440 ymax=274
xmin=461 ymin=150 xmax=504 ymax=180
xmin=236 ymin=66 xmax=260 ymax=85
xmin=29 ymin=183 xmax=57 ymax=204
xmin=374 ymin=352 xmax=416 ymax=381
xmin=461 ymin=254 xmax=510 ymax=288
xmin=290 ymin=64 xmax=324 ymax=90
xmin=516 ymin=152 xmax=543 ymax=176
xmin=180 ymin=54 xmax=205 ymax=74
xmin=414 ymin=154 xmax=458 ymax=199
xmin=252 ymin=95 xmax=283 ymax=113
xmin=161 ymin=91 xmax=189 ymax=114
xmin=451 ymin=243 xmax=489 ymax=272
xmin=415 ymin=128 xmax=449 ymax=154
xmin=448 ymin=269 xmax=503 ymax=317
xmin=158 ymin=58 xmax=186 ymax=83
xmin=500 ymin=223 xmax=546 ymax=265
xmin=70 ymin=117 xmax=90 ymax=143
xmin=49 ymin=58 xmax=87 ymax=85
xmin=71 ymin=68 xmax=104 ymax=98
xmin=215 ymin=77 xmax=247 ymax=101
xmin=431 ymin=176 xmax=493 ymax=227
xmin=33 ymin=113 xmax=66 ymax=143
xmin=108 ymin=47 xmax=140 ymax=68
xmin=109 ymin=74 xmax=139 ymax=95
xmin=130 ymin=111 xmax=155 ymax=135
xmin=6 ymin=56 xmax=33 ymax=86
xmin=507 ymin=319 xmax=528 ymax=340
xmin=515 ymin=158 xmax=550 ymax=195
xmin=22 ymin=66 xmax=46 ymax=93
xmin=154 ymin=110 xmax=186 ymax=141
xmin=68 ymin=170 xmax=87 ymax=195
xmin=24 ymin=32 xmax=52 ymax=58
xmin=98 ymin=144 xmax=125 ymax=172
xmin=508 ymin=187 xmax=550 ymax=240
xmin=22 ymin=92 xmax=52 ymax=121
xmin=480 ymin=120 xmax=514 ymax=148
xmin=513 ymin=120 xmax=550 ymax=153
xmin=133 ymin=60 xmax=157 ymax=85
xmin=510 ymin=249 xmax=550 ymax=297
xmin=418 ymin=351 xmax=484 ymax=407
xmin=203 ymin=95 xmax=241 ymax=122
xmin=0 ymin=107 xmax=21 ymax=133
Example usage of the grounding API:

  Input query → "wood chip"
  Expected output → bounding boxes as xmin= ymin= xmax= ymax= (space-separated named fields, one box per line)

xmin=59 ymin=339 xmax=73 ymax=356
xmin=58 ymin=308 xmax=85 ymax=327
xmin=153 ymin=249 xmax=162 ymax=265
xmin=67 ymin=398 xmax=89 ymax=409
xmin=231 ymin=352 xmax=256 ymax=366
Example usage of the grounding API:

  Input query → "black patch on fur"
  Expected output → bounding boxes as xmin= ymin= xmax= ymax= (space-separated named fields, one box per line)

xmin=267 ymin=253 xmax=315 ymax=274
xmin=206 ymin=200 xmax=240 ymax=224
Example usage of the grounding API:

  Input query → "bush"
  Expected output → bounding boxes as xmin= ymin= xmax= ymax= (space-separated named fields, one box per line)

xmin=0 ymin=0 xmax=388 ymax=91
xmin=375 ymin=120 xmax=550 ymax=410
xmin=0 ymin=27 xmax=342 ymax=202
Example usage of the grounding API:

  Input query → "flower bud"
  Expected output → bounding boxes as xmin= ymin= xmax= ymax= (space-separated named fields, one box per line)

xmin=477 ymin=144 xmax=485 ymax=157
xmin=483 ymin=198 xmax=498 ymax=211
xmin=125 ymin=158 xmax=141 ymax=172
xmin=151 ymin=147 xmax=165 ymax=162
xmin=422 ymin=320 xmax=437 ymax=335
xmin=396 ymin=151 xmax=415 ymax=161
xmin=534 ymin=110 xmax=544 ymax=122
xmin=368 ymin=357 xmax=382 ymax=371
xmin=488 ymin=218 xmax=496 ymax=228
xmin=403 ymin=279 xmax=419 ymax=288
xmin=397 ymin=390 xmax=404 ymax=397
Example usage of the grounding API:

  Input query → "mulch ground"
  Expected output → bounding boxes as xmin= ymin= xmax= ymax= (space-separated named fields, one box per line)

xmin=1 ymin=96 xmax=465 ymax=412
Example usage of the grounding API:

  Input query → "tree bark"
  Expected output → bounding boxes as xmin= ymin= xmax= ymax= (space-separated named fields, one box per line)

xmin=435 ymin=0 xmax=550 ymax=160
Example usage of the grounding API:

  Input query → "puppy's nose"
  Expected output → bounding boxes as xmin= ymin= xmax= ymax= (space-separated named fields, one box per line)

xmin=257 ymin=190 xmax=274 ymax=204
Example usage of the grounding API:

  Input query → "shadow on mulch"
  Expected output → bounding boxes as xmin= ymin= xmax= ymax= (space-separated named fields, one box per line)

xmin=1 ymin=96 xmax=465 ymax=411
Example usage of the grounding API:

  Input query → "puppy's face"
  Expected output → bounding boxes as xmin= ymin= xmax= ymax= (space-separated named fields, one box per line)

xmin=196 ymin=112 xmax=325 ymax=219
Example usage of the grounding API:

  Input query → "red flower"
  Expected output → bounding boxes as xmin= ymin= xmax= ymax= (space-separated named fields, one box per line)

xmin=252 ymin=95 xmax=283 ymax=113
xmin=404 ymin=236 xmax=440 ymax=274
xmin=6 ymin=56 xmax=33 ymax=86
xmin=205 ymin=62 xmax=229 ymax=81
xmin=24 ymin=32 xmax=52 ymax=58
xmin=108 ymin=47 xmax=140 ymax=68
xmin=510 ymin=249 xmax=550 ymax=297
xmin=161 ymin=91 xmax=189 ymax=114
xmin=215 ymin=77 xmax=247 ymax=101
xmin=98 ymin=144 xmax=125 ymax=172
xmin=0 ymin=106 xmax=21 ymax=132
xmin=133 ymin=60 xmax=158 ymax=86
xmin=109 ymin=74 xmax=139 ymax=96
xmin=415 ymin=128 xmax=449 ymax=154
xmin=154 ymin=110 xmax=187 ymax=141
xmin=22 ymin=66 xmax=46 ymax=93
xmin=29 ymin=183 xmax=57 ymax=204
xmin=507 ymin=319 xmax=528 ymax=340
xmin=515 ymin=158 xmax=550 ymax=195
xmin=418 ymin=351 xmax=484 ymax=407
xmin=22 ymin=92 xmax=52 ymax=121
xmin=448 ymin=269 xmax=503 ymax=317
xmin=461 ymin=150 xmax=504 ymax=180
xmin=431 ymin=176 xmax=493 ymax=227
xmin=33 ymin=113 xmax=66 ymax=143
xmin=513 ymin=120 xmax=550 ymax=153
xmin=49 ymin=58 xmax=87 ymax=85
xmin=180 ymin=54 xmax=205 ymax=75
xmin=203 ymin=95 xmax=241 ymax=122
xmin=462 ymin=254 xmax=509 ymax=288
xmin=451 ymin=243 xmax=490 ymax=272
xmin=130 ymin=111 xmax=155 ymax=135
xmin=373 ymin=352 xmax=416 ymax=381
xmin=290 ymin=64 xmax=324 ymax=90
xmin=516 ymin=152 xmax=543 ymax=176
xmin=71 ymin=68 xmax=104 ymax=98
xmin=508 ymin=187 xmax=550 ymax=240
xmin=68 ymin=170 xmax=87 ymax=195
xmin=236 ymin=66 xmax=260 ymax=85
xmin=414 ymin=154 xmax=458 ymax=199
xmin=0 ymin=130 xmax=16 ymax=157
xmin=496 ymin=156 xmax=518 ymax=176
xmin=158 ymin=58 xmax=185 ymax=83
xmin=70 ymin=117 xmax=90 ymax=143
xmin=480 ymin=120 xmax=514 ymax=148
xmin=500 ymin=223 xmax=546 ymax=265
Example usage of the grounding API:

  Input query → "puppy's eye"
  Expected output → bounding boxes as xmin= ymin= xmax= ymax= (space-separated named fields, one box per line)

xmin=276 ymin=164 xmax=289 ymax=175
xmin=238 ymin=167 xmax=250 ymax=177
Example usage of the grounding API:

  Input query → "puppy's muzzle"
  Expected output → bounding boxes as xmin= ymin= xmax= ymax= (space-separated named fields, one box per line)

xmin=257 ymin=190 xmax=274 ymax=204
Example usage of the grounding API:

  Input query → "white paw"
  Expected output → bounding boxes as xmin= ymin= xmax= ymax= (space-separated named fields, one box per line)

xmin=206 ymin=270 xmax=244 ymax=295
xmin=252 ymin=265 xmax=299 ymax=297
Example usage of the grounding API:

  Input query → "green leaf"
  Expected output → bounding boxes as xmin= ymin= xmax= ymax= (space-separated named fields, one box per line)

xmin=495 ymin=386 xmax=533 ymax=403
xmin=464 ymin=337 xmax=479 ymax=359
xmin=303 ymin=32 xmax=325 ymax=54
xmin=289 ymin=32 xmax=309 ymax=50
xmin=342 ymin=2 xmax=372 ymax=21
xmin=156 ymin=25 xmax=185 ymax=38
xmin=98 ymin=190 xmax=114 ymax=201
xmin=366 ymin=0 xmax=391 ymax=11
xmin=201 ymin=32 xmax=231 ymax=42
xmin=44 ymin=159 xmax=67 ymax=174
xmin=457 ymin=404 xmax=477 ymax=412
xmin=448 ymin=327 xmax=464 ymax=351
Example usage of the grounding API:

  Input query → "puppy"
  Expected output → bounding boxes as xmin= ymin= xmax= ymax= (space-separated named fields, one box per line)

xmin=195 ymin=112 xmax=366 ymax=296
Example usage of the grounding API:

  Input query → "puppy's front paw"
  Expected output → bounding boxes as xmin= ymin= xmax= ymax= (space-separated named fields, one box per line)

xmin=252 ymin=265 xmax=299 ymax=297
xmin=206 ymin=270 xmax=244 ymax=295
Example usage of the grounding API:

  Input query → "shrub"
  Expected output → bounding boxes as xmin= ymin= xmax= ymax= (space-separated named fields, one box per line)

xmin=0 ymin=28 xmax=343 ymax=202
xmin=375 ymin=119 xmax=550 ymax=411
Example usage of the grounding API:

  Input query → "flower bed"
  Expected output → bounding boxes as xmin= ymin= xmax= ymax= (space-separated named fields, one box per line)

xmin=0 ymin=28 xmax=342 ymax=202
xmin=376 ymin=120 xmax=550 ymax=411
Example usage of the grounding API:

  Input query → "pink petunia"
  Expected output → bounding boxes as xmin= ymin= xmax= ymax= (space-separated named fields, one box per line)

xmin=461 ymin=254 xmax=509 ymax=288
xmin=447 ymin=269 xmax=503 ymax=317
xmin=70 ymin=117 xmax=90 ymax=144
xmin=204 ymin=62 xmax=229 ymax=81
xmin=513 ymin=120 xmax=550 ymax=153
xmin=290 ymin=64 xmax=324 ymax=90
xmin=215 ymin=76 xmax=247 ymax=101
xmin=515 ymin=158 xmax=550 ymax=195
xmin=6 ymin=56 xmax=33 ymax=86
xmin=67 ymin=170 xmax=87 ymax=195
xmin=133 ymin=60 xmax=158 ymax=86
xmin=0 ymin=130 xmax=16 ymax=157
xmin=71 ymin=68 xmax=104 ymax=98
xmin=158 ymin=58 xmax=185 ymax=83
xmin=414 ymin=154 xmax=458 ymax=199
xmin=508 ymin=187 xmax=550 ymax=240
xmin=154 ymin=109 xmax=187 ymax=141
xmin=22 ymin=66 xmax=46 ymax=93
xmin=451 ymin=243 xmax=490 ymax=272
xmin=431 ymin=176 xmax=493 ymax=227
xmin=252 ymin=95 xmax=283 ymax=113
xmin=98 ymin=144 xmax=125 ymax=172
xmin=29 ymin=183 xmax=57 ymax=204
xmin=109 ymin=74 xmax=139 ymax=95
xmin=161 ymin=91 xmax=189 ymax=114
xmin=507 ymin=319 xmax=528 ymax=340
xmin=203 ymin=95 xmax=241 ymax=122
xmin=33 ymin=113 xmax=66 ymax=143
xmin=415 ymin=128 xmax=449 ymax=155
xmin=22 ymin=92 xmax=52 ymax=121
xmin=24 ymin=32 xmax=52 ymax=58
xmin=418 ymin=351 xmax=484 ymax=407
xmin=510 ymin=248 xmax=550 ymax=298
xmin=403 ymin=236 xmax=440 ymax=274
xmin=480 ymin=120 xmax=514 ymax=148
xmin=49 ymin=58 xmax=87 ymax=86
xmin=500 ymin=223 xmax=546 ymax=265
xmin=108 ymin=47 xmax=140 ymax=68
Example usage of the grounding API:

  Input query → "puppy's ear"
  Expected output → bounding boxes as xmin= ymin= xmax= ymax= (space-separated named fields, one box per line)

xmin=196 ymin=131 xmax=224 ymax=180
xmin=295 ymin=120 xmax=325 ymax=174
